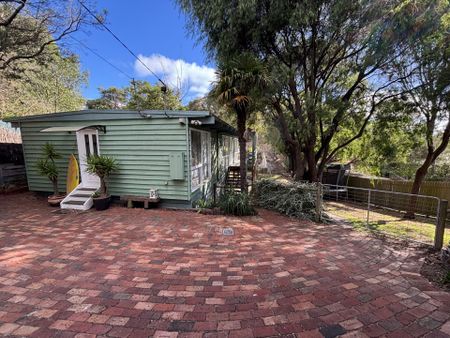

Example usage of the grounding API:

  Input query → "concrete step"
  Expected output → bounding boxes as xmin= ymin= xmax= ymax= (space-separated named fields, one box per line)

xmin=78 ymin=187 xmax=97 ymax=192
xmin=63 ymin=200 xmax=85 ymax=206
xmin=70 ymin=193 xmax=93 ymax=198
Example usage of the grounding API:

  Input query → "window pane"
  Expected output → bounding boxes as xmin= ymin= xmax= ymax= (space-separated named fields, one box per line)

xmin=84 ymin=134 xmax=91 ymax=157
xmin=191 ymin=131 xmax=201 ymax=167
xmin=191 ymin=167 xmax=200 ymax=189
xmin=203 ymin=133 xmax=210 ymax=179
xmin=92 ymin=134 xmax=98 ymax=155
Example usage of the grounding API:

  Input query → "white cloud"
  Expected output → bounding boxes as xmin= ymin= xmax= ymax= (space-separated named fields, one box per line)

xmin=134 ymin=54 xmax=216 ymax=101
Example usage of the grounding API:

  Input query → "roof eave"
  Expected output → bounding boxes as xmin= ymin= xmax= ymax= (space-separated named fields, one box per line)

xmin=3 ymin=109 xmax=211 ymax=123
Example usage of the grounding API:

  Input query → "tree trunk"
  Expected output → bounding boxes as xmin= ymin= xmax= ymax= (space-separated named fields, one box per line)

xmin=292 ymin=146 xmax=305 ymax=181
xmin=305 ymin=147 xmax=318 ymax=182
xmin=405 ymin=154 xmax=433 ymax=219
xmin=100 ymin=177 xmax=107 ymax=196
xmin=317 ymin=158 xmax=329 ymax=184
xmin=287 ymin=150 xmax=293 ymax=175
xmin=52 ymin=179 xmax=59 ymax=196
xmin=237 ymin=110 xmax=247 ymax=193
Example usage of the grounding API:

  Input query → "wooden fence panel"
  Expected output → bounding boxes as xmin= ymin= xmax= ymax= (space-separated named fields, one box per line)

xmin=0 ymin=143 xmax=24 ymax=165
xmin=0 ymin=163 xmax=27 ymax=192
xmin=348 ymin=175 xmax=450 ymax=201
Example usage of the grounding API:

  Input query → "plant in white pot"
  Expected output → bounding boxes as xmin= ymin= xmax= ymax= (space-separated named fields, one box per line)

xmin=36 ymin=142 xmax=65 ymax=206
xmin=86 ymin=155 xmax=119 ymax=210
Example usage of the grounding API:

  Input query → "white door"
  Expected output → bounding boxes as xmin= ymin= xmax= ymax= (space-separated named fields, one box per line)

xmin=76 ymin=129 xmax=100 ymax=188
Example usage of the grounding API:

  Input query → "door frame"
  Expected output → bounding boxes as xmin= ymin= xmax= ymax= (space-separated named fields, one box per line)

xmin=189 ymin=128 xmax=211 ymax=192
xmin=76 ymin=129 xmax=101 ymax=188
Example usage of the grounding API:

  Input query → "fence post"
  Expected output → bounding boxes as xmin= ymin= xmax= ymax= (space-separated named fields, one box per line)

xmin=434 ymin=199 xmax=448 ymax=250
xmin=316 ymin=184 xmax=323 ymax=223
xmin=367 ymin=190 xmax=371 ymax=226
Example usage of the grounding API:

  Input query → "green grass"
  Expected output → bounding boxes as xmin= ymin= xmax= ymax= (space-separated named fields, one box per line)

xmin=325 ymin=201 xmax=450 ymax=245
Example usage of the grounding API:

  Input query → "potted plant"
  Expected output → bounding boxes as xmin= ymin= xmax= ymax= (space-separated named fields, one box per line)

xmin=36 ymin=142 xmax=65 ymax=206
xmin=86 ymin=155 xmax=119 ymax=210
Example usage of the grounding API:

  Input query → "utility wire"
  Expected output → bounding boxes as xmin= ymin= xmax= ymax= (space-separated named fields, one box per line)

xmin=69 ymin=36 xmax=133 ymax=80
xmin=78 ymin=0 xmax=167 ymax=88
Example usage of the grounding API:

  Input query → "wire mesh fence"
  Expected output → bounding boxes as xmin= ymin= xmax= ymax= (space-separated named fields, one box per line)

xmin=323 ymin=184 xmax=448 ymax=248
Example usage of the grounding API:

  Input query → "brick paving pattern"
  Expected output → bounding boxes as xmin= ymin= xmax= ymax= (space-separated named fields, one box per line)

xmin=0 ymin=192 xmax=449 ymax=337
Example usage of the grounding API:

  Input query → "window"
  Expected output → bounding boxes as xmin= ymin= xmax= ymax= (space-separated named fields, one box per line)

xmin=92 ymin=134 xmax=98 ymax=155
xmin=233 ymin=138 xmax=239 ymax=164
xmin=220 ymin=136 xmax=239 ymax=167
xmin=191 ymin=130 xmax=202 ymax=167
xmin=191 ymin=129 xmax=211 ymax=191
xmin=222 ymin=137 xmax=230 ymax=169
xmin=84 ymin=134 xmax=91 ymax=157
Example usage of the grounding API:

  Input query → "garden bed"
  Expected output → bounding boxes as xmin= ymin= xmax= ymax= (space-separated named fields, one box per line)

xmin=420 ymin=249 xmax=450 ymax=291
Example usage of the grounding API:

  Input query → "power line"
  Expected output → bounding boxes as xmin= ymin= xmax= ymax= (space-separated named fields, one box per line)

xmin=78 ymin=0 xmax=167 ymax=88
xmin=69 ymin=36 xmax=133 ymax=80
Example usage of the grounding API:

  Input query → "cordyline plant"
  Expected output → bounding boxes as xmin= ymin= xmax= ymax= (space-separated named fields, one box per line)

xmin=36 ymin=142 xmax=61 ymax=196
xmin=86 ymin=155 xmax=119 ymax=197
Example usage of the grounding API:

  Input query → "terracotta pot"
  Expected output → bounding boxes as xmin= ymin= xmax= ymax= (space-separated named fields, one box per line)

xmin=48 ymin=195 xmax=65 ymax=207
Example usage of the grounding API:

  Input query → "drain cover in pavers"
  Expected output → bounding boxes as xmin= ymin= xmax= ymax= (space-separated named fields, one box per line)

xmin=222 ymin=227 xmax=234 ymax=235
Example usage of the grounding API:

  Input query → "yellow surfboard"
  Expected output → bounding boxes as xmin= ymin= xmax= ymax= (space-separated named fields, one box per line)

xmin=66 ymin=154 xmax=80 ymax=194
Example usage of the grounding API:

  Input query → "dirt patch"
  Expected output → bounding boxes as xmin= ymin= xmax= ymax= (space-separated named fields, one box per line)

xmin=420 ymin=249 xmax=450 ymax=291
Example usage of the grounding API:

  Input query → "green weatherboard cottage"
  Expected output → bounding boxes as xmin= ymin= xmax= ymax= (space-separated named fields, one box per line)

xmin=6 ymin=110 xmax=239 ymax=209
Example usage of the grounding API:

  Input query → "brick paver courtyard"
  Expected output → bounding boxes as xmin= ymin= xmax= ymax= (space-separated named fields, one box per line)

xmin=0 ymin=192 xmax=449 ymax=338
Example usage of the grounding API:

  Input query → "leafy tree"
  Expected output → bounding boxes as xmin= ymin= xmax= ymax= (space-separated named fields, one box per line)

xmin=127 ymin=80 xmax=183 ymax=110
xmin=87 ymin=81 xmax=183 ymax=110
xmin=393 ymin=5 xmax=450 ymax=217
xmin=335 ymin=99 xmax=424 ymax=177
xmin=178 ymin=0 xmax=443 ymax=182
xmin=0 ymin=0 xmax=101 ymax=75
xmin=187 ymin=97 xmax=208 ymax=111
xmin=86 ymin=87 xmax=128 ymax=110
xmin=210 ymin=54 xmax=268 ymax=192
xmin=187 ymin=96 xmax=237 ymax=128
xmin=0 ymin=45 xmax=87 ymax=118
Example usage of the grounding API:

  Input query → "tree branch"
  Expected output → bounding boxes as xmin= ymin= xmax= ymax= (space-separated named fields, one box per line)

xmin=0 ymin=0 xmax=27 ymax=27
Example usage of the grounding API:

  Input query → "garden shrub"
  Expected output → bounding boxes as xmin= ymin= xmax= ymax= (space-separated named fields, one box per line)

xmin=195 ymin=198 xmax=215 ymax=209
xmin=253 ymin=179 xmax=320 ymax=220
xmin=194 ymin=197 xmax=216 ymax=213
xmin=218 ymin=191 xmax=256 ymax=216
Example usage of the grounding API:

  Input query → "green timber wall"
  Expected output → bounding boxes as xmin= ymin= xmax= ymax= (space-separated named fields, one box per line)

xmin=20 ymin=118 xmax=190 ymax=201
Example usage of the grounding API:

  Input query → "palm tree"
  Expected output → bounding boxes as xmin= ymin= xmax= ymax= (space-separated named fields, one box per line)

xmin=210 ymin=54 xmax=268 ymax=192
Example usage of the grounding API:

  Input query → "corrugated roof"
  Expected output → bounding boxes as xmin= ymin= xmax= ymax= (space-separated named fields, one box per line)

xmin=3 ymin=109 xmax=210 ymax=123
xmin=3 ymin=109 xmax=237 ymax=136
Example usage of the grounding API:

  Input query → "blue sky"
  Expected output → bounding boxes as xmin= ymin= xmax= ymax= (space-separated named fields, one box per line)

xmin=71 ymin=1 xmax=214 ymax=103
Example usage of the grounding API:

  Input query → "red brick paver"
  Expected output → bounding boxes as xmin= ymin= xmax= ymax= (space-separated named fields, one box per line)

xmin=0 ymin=192 xmax=449 ymax=337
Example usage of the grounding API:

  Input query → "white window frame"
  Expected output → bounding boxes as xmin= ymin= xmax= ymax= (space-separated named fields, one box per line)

xmin=232 ymin=137 xmax=239 ymax=165
xmin=220 ymin=136 xmax=240 ymax=167
xmin=190 ymin=129 xmax=211 ymax=192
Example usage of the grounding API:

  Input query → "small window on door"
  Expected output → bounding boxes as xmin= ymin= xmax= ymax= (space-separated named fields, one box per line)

xmin=84 ymin=134 xmax=91 ymax=157
xmin=92 ymin=134 xmax=98 ymax=155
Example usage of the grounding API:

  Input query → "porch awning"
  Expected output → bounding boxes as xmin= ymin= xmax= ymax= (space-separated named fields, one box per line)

xmin=40 ymin=125 xmax=106 ymax=133
xmin=187 ymin=116 xmax=236 ymax=136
